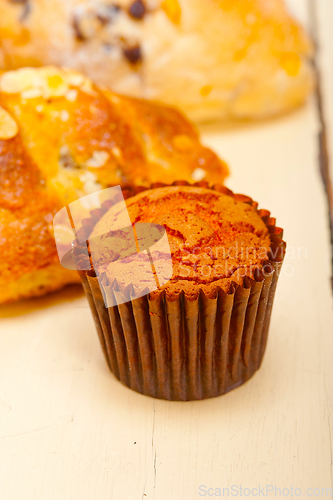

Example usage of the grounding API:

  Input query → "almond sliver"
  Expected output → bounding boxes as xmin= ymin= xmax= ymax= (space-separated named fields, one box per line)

xmin=0 ymin=68 xmax=39 ymax=94
xmin=0 ymin=106 xmax=18 ymax=140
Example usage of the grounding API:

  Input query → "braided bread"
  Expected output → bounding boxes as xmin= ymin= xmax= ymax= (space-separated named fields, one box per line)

xmin=0 ymin=66 xmax=228 ymax=303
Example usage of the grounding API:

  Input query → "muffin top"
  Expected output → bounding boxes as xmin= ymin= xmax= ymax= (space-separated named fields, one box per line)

xmin=89 ymin=186 xmax=271 ymax=298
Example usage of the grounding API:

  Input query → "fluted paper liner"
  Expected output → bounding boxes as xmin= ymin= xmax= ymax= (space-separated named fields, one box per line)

xmin=74 ymin=182 xmax=286 ymax=401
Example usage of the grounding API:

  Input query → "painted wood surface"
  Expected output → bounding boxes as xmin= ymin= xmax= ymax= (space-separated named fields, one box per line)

xmin=0 ymin=1 xmax=332 ymax=499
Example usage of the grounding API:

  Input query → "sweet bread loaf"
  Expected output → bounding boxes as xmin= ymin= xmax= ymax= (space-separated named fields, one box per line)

xmin=0 ymin=0 xmax=314 ymax=122
xmin=0 ymin=66 xmax=228 ymax=303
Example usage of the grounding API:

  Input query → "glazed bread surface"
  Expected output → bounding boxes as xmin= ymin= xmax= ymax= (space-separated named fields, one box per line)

xmin=0 ymin=66 xmax=228 ymax=304
xmin=0 ymin=0 xmax=314 ymax=122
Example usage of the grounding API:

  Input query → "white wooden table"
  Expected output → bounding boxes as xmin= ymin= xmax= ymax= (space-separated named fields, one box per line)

xmin=1 ymin=1 xmax=332 ymax=499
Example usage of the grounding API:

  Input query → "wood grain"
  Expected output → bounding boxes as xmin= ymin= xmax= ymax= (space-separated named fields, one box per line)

xmin=308 ymin=0 xmax=333 ymax=288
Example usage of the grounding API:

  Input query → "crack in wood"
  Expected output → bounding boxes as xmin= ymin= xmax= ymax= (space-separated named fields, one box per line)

xmin=141 ymin=400 xmax=156 ymax=499
xmin=308 ymin=0 xmax=333 ymax=290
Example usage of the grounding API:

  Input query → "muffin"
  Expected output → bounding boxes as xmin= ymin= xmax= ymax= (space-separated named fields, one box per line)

xmin=71 ymin=182 xmax=286 ymax=400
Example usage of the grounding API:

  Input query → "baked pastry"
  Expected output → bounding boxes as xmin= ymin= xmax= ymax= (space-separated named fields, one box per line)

xmin=0 ymin=0 xmax=314 ymax=122
xmin=72 ymin=182 xmax=286 ymax=400
xmin=0 ymin=66 xmax=228 ymax=304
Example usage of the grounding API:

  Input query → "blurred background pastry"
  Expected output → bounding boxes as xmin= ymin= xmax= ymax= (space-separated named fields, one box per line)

xmin=0 ymin=66 xmax=228 ymax=303
xmin=0 ymin=0 xmax=314 ymax=122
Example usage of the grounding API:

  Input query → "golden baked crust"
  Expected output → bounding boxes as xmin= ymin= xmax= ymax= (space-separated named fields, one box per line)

xmin=90 ymin=185 xmax=271 ymax=298
xmin=0 ymin=66 xmax=228 ymax=303
xmin=0 ymin=0 xmax=314 ymax=122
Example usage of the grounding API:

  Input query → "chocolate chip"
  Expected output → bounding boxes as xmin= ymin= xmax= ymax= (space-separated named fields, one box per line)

xmin=20 ymin=1 xmax=30 ymax=20
xmin=8 ymin=0 xmax=31 ymax=20
xmin=123 ymin=45 xmax=142 ymax=64
xmin=72 ymin=15 xmax=86 ymax=41
xmin=96 ymin=4 xmax=121 ymax=24
xmin=73 ymin=5 xmax=121 ymax=41
xmin=128 ymin=0 xmax=146 ymax=20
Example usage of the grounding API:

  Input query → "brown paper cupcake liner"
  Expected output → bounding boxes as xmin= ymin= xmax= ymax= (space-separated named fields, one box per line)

xmin=73 ymin=181 xmax=286 ymax=401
